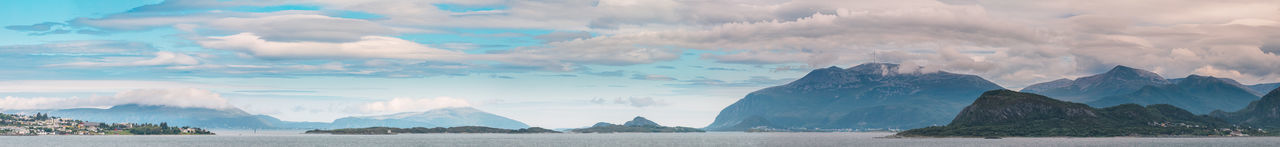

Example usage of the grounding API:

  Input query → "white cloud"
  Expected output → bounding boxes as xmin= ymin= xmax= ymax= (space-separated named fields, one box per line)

xmin=357 ymin=97 xmax=473 ymax=113
xmin=591 ymin=97 xmax=668 ymax=108
xmin=0 ymin=88 xmax=232 ymax=110
xmin=207 ymin=14 xmax=397 ymax=42
xmin=622 ymin=97 xmax=665 ymax=107
xmin=8 ymin=0 xmax=1280 ymax=87
xmin=0 ymin=80 xmax=221 ymax=93
xmin=0 ymin=40 xmax=154 ymax=55
xmin=48 ymin=51 xmax=199 ymax=67
xmin=198 ymin=33 xmax=466 ymax=60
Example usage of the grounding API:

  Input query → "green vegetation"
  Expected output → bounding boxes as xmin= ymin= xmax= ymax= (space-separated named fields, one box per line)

xmin=0 ymin=112 xmax=212 ymax=135
xmin=107 ymin=122 xmax=213 ymax=135
xmin=897 ymin=90 xmax=1263 ymax=137
xmin=305 ymin=126 xmax=560 ymax=135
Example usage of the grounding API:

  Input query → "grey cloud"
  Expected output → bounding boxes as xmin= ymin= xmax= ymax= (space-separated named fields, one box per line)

xmin=583 ymin=70 xmax=626 ymax=77
xmin=5 ymin=22 xmax=64 ymax=32
xmin=534 ymin=31 xmax=591 ymax=43
xmin=706 ymin=67 xmax=743 ymax=71
xmin=205 ymin=14 xmax=398 ymax=42
xmin=669 ymin=76 xmax=796 ymax=88
xmin=546 ymin=74 xmax=579 ymax=77
xmin=631 ymin=74 xmax=677 ymax=81
xmin=0 ymin=40 xmax=155 ymax=55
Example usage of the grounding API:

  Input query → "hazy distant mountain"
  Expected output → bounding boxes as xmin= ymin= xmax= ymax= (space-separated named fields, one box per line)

xmin=4 ymin=104 xmax=306 ymax=129
xmin=329 ymin=107 xmax=529 ymax=129
xmin=1250 ymin=83 xmax=1280 ymax=96
xmin=1212 ymin=87 xmax=1280 ymax=128
xmin=1021 ymin=65 xmax=1171 ymax=102
xmin=1088 ymin=75 xmax=1261 ymax=114
xmin=1019 ymin=78 xmax=1072 ymax=94
xmin=705 ymin=63 xmax=1004 ymax=131
xmin=898 ymin=90 xmax=1239 ymax=137
xmin=4 ymin=105 xmax=529 ymax=130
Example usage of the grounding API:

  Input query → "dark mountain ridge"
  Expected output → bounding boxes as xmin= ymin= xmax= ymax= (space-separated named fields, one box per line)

xmin=706 ymin=63 xmax=1004 ymax=131
xmin=898 ymin=90 xmax=1250 ymax=137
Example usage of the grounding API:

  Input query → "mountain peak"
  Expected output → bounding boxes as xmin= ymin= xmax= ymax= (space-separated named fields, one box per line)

xmin=1109 ymin=65 xmax=1136 ymax=71
xmin=1023 ymin=65 xmax=1170 ymax=102
xmin=623 ymin=116 xmax=660 ymax=127
xmin=847 ymin=62 xmax=899 ymax=74
xmin=1100 ymin=65 xmax=1162 ymax=77
xmin=1102 ymin=65 xmax=1164 ymax=80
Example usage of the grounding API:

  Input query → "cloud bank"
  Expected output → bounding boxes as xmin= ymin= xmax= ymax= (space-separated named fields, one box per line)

xmin=357 ymin=97 xmax=473 ymax=113
xmin=0 ymin=88 xmax=232 ymax=110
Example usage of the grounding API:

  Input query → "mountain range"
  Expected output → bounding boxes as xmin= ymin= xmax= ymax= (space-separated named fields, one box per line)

xmin=1022 ymin=66 xmax=1264 ymax=114
xmin=705 ymin=63 xmax=1004 ymax=131
xmin=5 ymin=105 xmax=527 ymax=130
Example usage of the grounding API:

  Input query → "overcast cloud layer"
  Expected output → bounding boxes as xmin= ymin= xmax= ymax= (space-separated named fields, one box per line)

xmin=1 ymin=0 xmax=1277 ymax=128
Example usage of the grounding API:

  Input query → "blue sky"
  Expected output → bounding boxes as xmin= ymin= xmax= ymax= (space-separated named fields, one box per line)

xmin=2 ymin=0 xmax=1279 ymax=128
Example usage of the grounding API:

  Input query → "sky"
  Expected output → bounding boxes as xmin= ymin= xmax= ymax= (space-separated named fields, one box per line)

xmin=0 ymin=0 xmax=1278 ymax=128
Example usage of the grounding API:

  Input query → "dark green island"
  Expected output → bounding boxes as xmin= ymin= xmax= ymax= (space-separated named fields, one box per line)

xmin=896 ymin=89 xmax=1273 ymax=137
xmin=570 ymin=116 xmax=704 ymax=133
xmin=304 ymin=126 xmax=560 ymax=135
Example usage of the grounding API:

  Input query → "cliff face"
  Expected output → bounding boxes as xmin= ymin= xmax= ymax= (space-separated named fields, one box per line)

xmin=706 ymin=63 xmax=1004 ymax=131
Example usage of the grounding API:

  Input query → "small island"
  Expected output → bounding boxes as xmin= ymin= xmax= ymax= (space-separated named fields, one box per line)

xmin=1 ymin=112 xmax=213 ymax=136
xmin=570 ymin=116 xmax=704 ymax=133
xmin=304 ymin=126 xmax=560 ymax=135
xmin=895 ymin=90 xmax=1265 ymax=137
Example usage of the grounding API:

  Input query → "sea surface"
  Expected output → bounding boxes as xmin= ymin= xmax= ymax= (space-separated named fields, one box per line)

xmin=3 ymin=130 xmax=1279 ymax=147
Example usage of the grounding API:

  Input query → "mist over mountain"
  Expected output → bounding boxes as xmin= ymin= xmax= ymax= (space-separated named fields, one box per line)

xmin=705 ymin=63 xmax=1004 ymax=131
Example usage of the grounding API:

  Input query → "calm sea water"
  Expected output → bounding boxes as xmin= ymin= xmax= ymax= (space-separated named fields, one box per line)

xmin=3 ymin=130 xmax=1279 ymax=147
